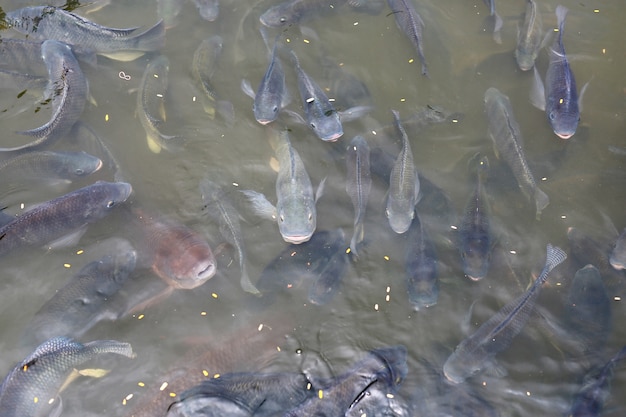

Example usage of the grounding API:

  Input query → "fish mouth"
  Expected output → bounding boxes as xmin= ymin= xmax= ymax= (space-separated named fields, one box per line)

xmin=321 ymin=132 xmax=343 ymax=142
xmin=555 ymin=132 xmax=574 ymax=139
xmin=283 ymin=234 xmax=313 ymax=244
xmin=257 ymin=118 xmax=274 ymax=125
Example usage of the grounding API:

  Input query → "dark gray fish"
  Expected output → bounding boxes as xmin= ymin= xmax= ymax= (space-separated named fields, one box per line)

xmin=0 ymin=38 xmax=97 ymax=73
xmin=0 ymin=150 xmax=102 ymax=186
xmin=458 ymin=155 xmax=492 ymax=281
xmin=443 ymin=244 xmax=567 ymax=384
xmin=192 ymin=36 xmax=234 ymax=125
xmin=199 ymin=178 xmax=259 ymax=294
xmin=565 ymin=265 xmax=612 ymax=360
xmin=23 ymin=239 xmax=137 ymax=345
xmin=0 ymin=69 xmax=47 ymax=92
xmin=192 ymin=0 xmax=219 ymax=21
xmin=243 ymin=129 xmax=322 ymax=244
xmin=260 ymin=0 xmax=349 ymax=27
xmin=319 ymin=48 xmax=371 ymax=110
xmin=167 ymin=372 xmax=312 ymax=417
xmin=484 ymin=87 xmax=549 ymax=219
xmin=386 ymin=0 xmax=428 ymax=76
xmin=568 ymin=345 xmax=626 ymax=417
xmin=2 ymin=40 xmax=88 ymax=155
xmin=566 ymin=227 xmax=623 ymax=288
xmin=345 ymin=135 xmax=371 ymax=256
xmin=0 ymin=337 xmax=133 ymax=417
xmin=5 ymin=6 xmax=165 ymax=61
xmin=307 ymin=229 xmax=349 ymax=305
xmin=253 ymin=229 xmax=346 ymax=308
xmin=288 ymin=49 xmax=343 ymax=142
xmin=405 ymin=213 xmax=438 ymax=310
xmin=138 ymin=55 xmax=179 ymax=153
xmin=530 ymin=5 xmax=585 ymax=139
xmin=241 ymin=31 xmax=289 ymax=125
xmin=285 ymin=346 xmax=408 ymax=417
xmin=609 ymin=227 xmax=626 ymax=270
xmin=386 ymin=110 xmax=420 ymax=234
xmin=0 ymin=181 xmax=132 ymax=257
xmin=515 ymin=0 xmax=543 ymax=71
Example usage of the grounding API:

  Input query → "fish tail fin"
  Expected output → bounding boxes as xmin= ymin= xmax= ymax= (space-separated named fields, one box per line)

xmin=544 ymin=243 xmax=567 ymax=273
xmin=240 ymin=265 xmax=260 ymax=295
xmin=350 ymin=221 xmax=365 ymax=256
xmin=371 ymin=345 xmax=409 ymax=386
xmin=84 ymin=340 xmax=134 ymax=358
xmin=133 ymin=19 xmax=166 ymax=52
xmin=555 ymin=5 xmax=568 ymax=31
xmin=534 ymin=187 xmax=549 ymax=220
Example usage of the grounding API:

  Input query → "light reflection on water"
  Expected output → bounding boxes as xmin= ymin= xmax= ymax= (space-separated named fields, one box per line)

xmin=0 ymin=0 xmax=625 ymax=415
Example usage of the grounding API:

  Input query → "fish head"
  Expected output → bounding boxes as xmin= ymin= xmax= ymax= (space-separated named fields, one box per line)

xmin=254 ymin=94 xmax=281 ymax=125
xmin=442 ymin=351 xmax=481 ymax=385
xmin=407 ymin=275 xmax=439 ymax=310
xmin=547 ymin=99 xmax=579 ymax=139
xmin=310 ymin=112 xmax=343 ymax=142
xmin=568 ymin=265 xmax=607 ymax=306
xmin=58 ymin=151 xmax=103 ymax=177
xmin=89 ymin=181 xmax=132 ymax=217
xmin=259 ymin=4 xmax=293 ymax=28
xmin=385 ymin=201 xmax=415 ymax=234
xmin=461 ymin=240 xmax=491 ymax=281
xmin=515 ymin=51 xmax=537 ymax=72
xmin=5 ymin=6 xmax=55 ymax=32
xmin=152 ymin=235 xmax=217 ymax=289
xmin=276 ymin=200 xmax=315 ymax=244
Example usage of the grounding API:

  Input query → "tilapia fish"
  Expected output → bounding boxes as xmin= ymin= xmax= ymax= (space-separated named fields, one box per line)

xmin=484 ymin=87 xmax=548 ymax=219
xmin=387 ymin=0 xmax=428 ymax=76
xmin=345 ymin=135 xmax=371 ymax=256
xmin=0 ymin=337 xmax=133 ymax=417
xmin=0 ymin=181 xmax=132 ymax=257
xmin=443 ymin=244 xmax=566 ymax=384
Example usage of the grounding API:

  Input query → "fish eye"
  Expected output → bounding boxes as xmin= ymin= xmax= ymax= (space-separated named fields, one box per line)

xmin=310 ymin=123 xmax=316 ymax=129
xmin=548 ymin=112 xmax=556 ymax=121
xmin=279 ymin=214 xmax=285 ymax=223
xmin=106 ymin=200 xmax=115 ymax=208
xmin=75 ymin=168 xmax=84 ymax=175
xmin=273 ymin=106 xmax=279 ymax=113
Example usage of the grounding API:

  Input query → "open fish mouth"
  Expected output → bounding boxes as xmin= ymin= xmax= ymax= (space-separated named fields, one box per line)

xmin=284 ymin=234 xmax=313 ymax=244
xmin=555 ymin=131 xmax=573 ymax=139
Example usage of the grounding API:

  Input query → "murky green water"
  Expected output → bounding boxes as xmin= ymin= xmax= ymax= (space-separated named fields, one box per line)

xmin=0 ymin=0 xmax=625 ymax=415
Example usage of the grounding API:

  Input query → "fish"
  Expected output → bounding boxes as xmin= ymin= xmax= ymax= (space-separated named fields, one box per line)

xmin=137 ymin=55 xmax=179 ymax=153
xmin=458 ymin=155 xmax=492 ymax=281
xmin=191 ymin=36 xmax=234 ymax=124
xmin=192 ymin=0 xmax=219 ymax=21
xmin=23 ymin=239 xmax=137 ymax=346
xmin=565 ymin=265 xmax=612 ymax=361
xmin=0 ymin=337 xmax=133 ymax=417
xmin=132 ymin=210 xmax=217 ymax=292
xmin=284 ymin=345 xmax=408 ymax=417
xmin=241 ymin=30 xmax=289 ymax=125
xmin=515 ymin=0 xmax=543 ymax=71
xmin=482 ymin=0 xmax=503 ymax=44
xmin=443 ymin=244 xmax=567 ymax=384
xmin=1 ymin=40 xmax=88 ymax=155
xmin=0 ymin=150 xmax=102 ymax=188
xmin=253 ymin=229 xmax=347 ymax=308
xmin=568 ymin=345 xmax=626 ymax=417
xmin=609 ymin=227 xmax=626 ymax=270
xmin=288 ymin=49 xmax=343 ymax=142
xmin=243 ymin=129 xmax=323 ymax=244
xmin=386 ymin=0 xmax=428 ymax=76
xmin=71 ymin=121 xmax=127 ymax=182
xmin=320 ymin=51 xmax=371 ymax=110
xmin=260 ymin=0 xmax=349 ymax=27
xmin=386 ymin=109 xmax=420 ymax=234
xmin=345 ymin=135 xmax=371 ymax=256
xmin=0 ymin=181 xmax=132 ymax=257
xmin=566 ymin=227 xmax=623 ymax=289
xmin=199 ymin=178 xmax=259 ymax=295
xmin=167 ymin=372 xmax=313 ymax=417
xmin=530 ymin=5 xmax=586 ymax=139
xmin=0 ymin=38 xmax=97 ymax=73
xmin=484 ymin=87 xmax=549 ymax=219
xmin=5 ymin=6 xmax=165 ymax=61
xmin=405 ymin=213 xmax=438 ymax=310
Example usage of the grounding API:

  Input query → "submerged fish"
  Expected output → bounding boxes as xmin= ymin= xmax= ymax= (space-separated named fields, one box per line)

xmin=386 ymin=109 xmax=420 ymax=234
xmin=137 ymin=55 xmax=179 ymax=153
xmin=568 ymin=345 xmax=626 ymax=417
xmin=167 ymin=372 xmax=312 ymax=417
xmin=192 ymin=0 xmax=220 ymax=21
xmin=530 ymin=5 xmax=585 ymax=139
xmin=2 ymin=40 xmax=87 ymax=155
xmin=285 ymin=346 xmax=407 ymax=417
xmin=484 ymin=87 xmax=549 ymax=219
xmin=609 ymin=227 xmax=626 ymax=270
xmin=260 ymin=0 xmax=348 ymax=27
xmin=458 ymin=155 xmax=492 ymax=281
xmin=0 ymin=337 xmax=133 ymax=417
xmin=289 ymin=49 xmax=343 ymax=142
xmin=199 ymin=178 xmax=259 ymax=294
xmin=5 ymin=6 xmax=165 ymax=61
xmin=482 ymin=0 xmax=503 ymax=44
xmin=243 ymin=129 xmax=323 ymax=244
xmin=345 ymin=135 xmax=371 ymax=256
xmin=241 ymin=31 xmax=289 ymax=125
xmin=405 ymin=213 xmax=438 ymax=310
xmin=515 ymin=0 xmax=543 ymax=71
xmin=0 ymin=181 xmax=132 ymax=257
xmin=387 ymin=0 xmax=428 ymax=76
xmin=443 ymin=244 xmax=567 ymax=384
xmin=192 ymin=36 xmax=234 ymax=124
xmin=23 ymin=239 xmax=137 ymax=345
